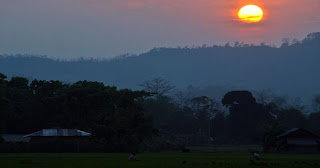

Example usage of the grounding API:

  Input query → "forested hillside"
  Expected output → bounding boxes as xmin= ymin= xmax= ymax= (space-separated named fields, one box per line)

xmin=1 ymin=32 xmax=320 ymax=104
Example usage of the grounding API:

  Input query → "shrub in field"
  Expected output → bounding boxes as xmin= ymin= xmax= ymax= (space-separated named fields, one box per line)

xmin=262 ymin=124 xmax=284 ymax=152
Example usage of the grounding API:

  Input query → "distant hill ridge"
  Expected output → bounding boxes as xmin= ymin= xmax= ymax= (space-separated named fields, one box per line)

xmin=1 ymin=32 xmax=320 ymax=102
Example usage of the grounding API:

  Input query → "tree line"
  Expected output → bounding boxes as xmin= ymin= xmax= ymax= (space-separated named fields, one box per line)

xmin=140 ymin=78 xmax=320 ymax=145
xmin=0 ymin=73 xmax=155 ymax=151
xmin=0 ymin=74 xmax=320 ymax=151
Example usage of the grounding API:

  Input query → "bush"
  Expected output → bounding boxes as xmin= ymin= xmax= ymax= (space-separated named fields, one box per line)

xmin=0 ymin=136 xmax=4 ymax=143
xmin=144 ymin=137 xmax=185 ymax=152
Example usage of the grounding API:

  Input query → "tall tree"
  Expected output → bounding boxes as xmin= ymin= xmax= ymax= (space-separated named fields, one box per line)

xmin=187 ymin=96 xmax=220 ymax=139
xmin=277 ymin=108 xmax=307 ymax=129
xmin=139 ymin=77 xmax=175 ymax=99
xmin=312 ymin=94 xmax=320 ymax=110
xmin=222 ymin=91 xmax=274 ymax=141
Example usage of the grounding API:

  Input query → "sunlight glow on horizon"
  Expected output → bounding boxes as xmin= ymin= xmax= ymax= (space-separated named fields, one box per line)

xmin=0 ymin=0 xmax=318 ymax=58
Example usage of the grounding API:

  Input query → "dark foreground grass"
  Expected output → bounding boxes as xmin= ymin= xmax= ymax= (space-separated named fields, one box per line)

xmin=1 ymin=152 xmax=320 ymax=168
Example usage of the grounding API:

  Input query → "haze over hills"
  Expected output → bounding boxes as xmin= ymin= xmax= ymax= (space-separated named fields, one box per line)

xmin=1 ymin=32 xmax=320 ymax=106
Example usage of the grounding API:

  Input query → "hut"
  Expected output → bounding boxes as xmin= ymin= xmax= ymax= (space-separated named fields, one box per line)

xmin=1 ymin=134 xmax=30 ymax=143
xmin=0 ymin=134 xmax=30 ymax=153
xmin=24 ymin=129 xmax=91 ymax=152
xmin=24 ymin=128 xmax=91 ymax=142
xmin=276 ymin=128 xmax=319 ymax=153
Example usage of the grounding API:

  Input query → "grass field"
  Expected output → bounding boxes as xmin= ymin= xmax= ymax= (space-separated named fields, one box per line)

xmin=1 ymin=147 xmax=320 ymax=168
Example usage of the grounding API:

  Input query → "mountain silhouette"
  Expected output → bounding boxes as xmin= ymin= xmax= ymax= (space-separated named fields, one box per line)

xmin=1 ymin=32 xmax=320 ymax=104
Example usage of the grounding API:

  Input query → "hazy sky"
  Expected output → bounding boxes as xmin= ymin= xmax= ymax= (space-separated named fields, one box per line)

xmin=0 ymin=0 xmax=319 ymax=58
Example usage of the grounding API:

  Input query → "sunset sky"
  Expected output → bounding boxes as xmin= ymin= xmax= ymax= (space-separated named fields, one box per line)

xmin=0 ymin=0 xmax=319 ymax=58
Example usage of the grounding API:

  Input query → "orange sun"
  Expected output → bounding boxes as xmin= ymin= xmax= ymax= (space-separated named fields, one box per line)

xmin=238 ymin=5 xmax=264 ymax=23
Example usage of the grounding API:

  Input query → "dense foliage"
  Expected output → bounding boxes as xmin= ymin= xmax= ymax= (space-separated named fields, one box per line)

xmin=141 ymin=84 xmax=320 ymax=145
xmin=1 ymin=73 xmax=320 ymax=152
xmin=0 ymin=73 xmax=155 ymax=151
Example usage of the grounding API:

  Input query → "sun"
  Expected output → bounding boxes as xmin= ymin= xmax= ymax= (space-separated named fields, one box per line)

xmin=238 ymin=5 xmax=264 ymax=23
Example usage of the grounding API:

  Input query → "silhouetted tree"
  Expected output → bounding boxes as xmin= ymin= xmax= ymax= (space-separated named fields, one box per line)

xmin=139 ymin=77 xmax=175 ymax=99
xmin=187 ymin=96 xmax=219 ymax=141
xmin=277 ymin=108 xmax=307 ymax=129
xmin=210 ymin=112 xmax=227 ymax=143
xmin=312 ymin=94 xmax=320 ymax=110
xmin=143 ymin=96 xmax=177 ymax=128
xmin=263 ymin=124 xmax=284 ymax=152
xmin=307 ymin=112 xmax=320 ymax=135
xmin=222 ymin=91 xmax=274 ymax=142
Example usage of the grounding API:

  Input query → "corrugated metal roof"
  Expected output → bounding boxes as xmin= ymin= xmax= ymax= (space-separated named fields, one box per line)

xmin=277 ymin=128 xmax=320 ymax=139
xmin=24 ymin=129 xmax=91 ymax=137
xmin=1 ymin=134 xmax=30 ymax=142
xmin=277 ymin=128 xmax=300 ymax=138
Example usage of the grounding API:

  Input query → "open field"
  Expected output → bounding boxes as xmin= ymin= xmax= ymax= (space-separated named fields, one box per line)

xmin=1 ymin=151 xmax=320 ymax=168
xmin=187 ymin=145 xmax=262 ymax=153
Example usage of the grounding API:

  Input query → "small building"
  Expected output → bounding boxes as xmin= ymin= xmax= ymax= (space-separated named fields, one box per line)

xmin=276 ymin=128 xmax=320 ymax=153
xmin=23 ymin=129 xmax=92 ymax=152
xmin=24 ymin=129 xmax=91 ymax=143
xmin=1 ymin=134 xmax=30 ymax=143
xmin=0 ymin=134 xmax=30 ymax=153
